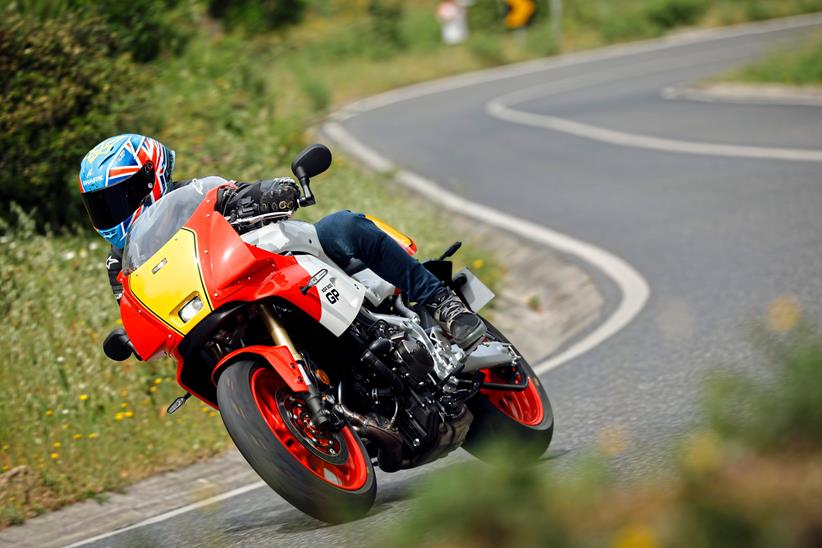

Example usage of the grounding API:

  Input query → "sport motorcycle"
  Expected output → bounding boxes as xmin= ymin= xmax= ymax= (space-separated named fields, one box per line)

xmin=103 ymin=144 xmax=553 ymax=522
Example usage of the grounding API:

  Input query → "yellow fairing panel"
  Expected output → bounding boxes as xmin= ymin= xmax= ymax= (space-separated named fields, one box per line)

xmin=129 ymin=228 xmax=213 ymax=336
xmin=366 ymin=215 xmax=416 ymax=253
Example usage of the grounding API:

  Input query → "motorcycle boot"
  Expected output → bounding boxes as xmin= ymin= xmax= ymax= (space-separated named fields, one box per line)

xmin=427 ymin=289 xmax=487 ymax=350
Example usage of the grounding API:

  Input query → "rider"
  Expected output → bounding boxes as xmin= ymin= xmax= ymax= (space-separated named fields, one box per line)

xmin=79 ymin=134 xmax=486 ymax=349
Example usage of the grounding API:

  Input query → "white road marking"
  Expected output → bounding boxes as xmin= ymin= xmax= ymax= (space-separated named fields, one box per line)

xmin=487 ymin=99 xmax=822 ymax=162
xmin=323 ymin=123 xmax=650 ymax=376
xmin=64 ymin=12 xmax=822 ymax=547
xmin=484 ymin=39 xmax=822 ymax=162
xmin=63 ymin=481 xmax=266 ymax=548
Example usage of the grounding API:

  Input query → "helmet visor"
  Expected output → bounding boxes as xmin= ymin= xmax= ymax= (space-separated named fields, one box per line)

xmin=82 ymin=166 xmax=155 ymax=230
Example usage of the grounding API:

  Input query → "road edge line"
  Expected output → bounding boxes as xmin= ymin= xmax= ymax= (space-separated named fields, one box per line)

xmin=62 ymin=482 xmax=266 ymax=548
xmin=486 ymin=98 xmax=822 ymax=162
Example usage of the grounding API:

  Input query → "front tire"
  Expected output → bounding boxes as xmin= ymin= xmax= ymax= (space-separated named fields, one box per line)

xmin=217 ymin=360 xmax=376 ymax=523
xmin=462 ymin=318 xmax=554 ymax=463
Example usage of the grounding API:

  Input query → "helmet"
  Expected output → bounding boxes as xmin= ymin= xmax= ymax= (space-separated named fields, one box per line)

xmin=79 ymin=134 xmax=175 ymax=249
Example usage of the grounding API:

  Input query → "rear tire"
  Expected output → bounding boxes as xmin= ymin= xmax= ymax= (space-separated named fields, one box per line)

xmin=217 ymin=360 xmax=376 ymax=523
xmin=462 ymin=318 xmax=554 ymax=463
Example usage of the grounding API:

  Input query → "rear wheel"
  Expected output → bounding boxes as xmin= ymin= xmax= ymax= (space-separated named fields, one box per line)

xmin=217 ymin=361 xmax=376 ymax=523
xmin=462 ymin=318 xmax=554 ymax=463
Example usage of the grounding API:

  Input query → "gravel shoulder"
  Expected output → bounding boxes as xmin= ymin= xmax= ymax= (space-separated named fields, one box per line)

xmin=672 ymin=81 xmax=822 ymax=105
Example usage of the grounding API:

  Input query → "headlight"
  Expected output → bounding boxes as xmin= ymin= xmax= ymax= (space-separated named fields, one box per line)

xmin=179 ymin=296 xmax=203 ymax=323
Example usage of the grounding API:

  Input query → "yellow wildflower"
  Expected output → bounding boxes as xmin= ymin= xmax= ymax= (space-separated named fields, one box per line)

xmin=72 ymin=434 xmax=83 ymax=440
xmin=52 ymin=442 xmax=61 ymax=449
xmin=682 ymin=431 xmax=723 ymax=474
xmin=121 ymin=402 xmax=129 ymax=409
xmin=1 ymin=444 xmax=9 ymax=451
xmin=88 ymin=433 xmax=99 ymax=440
xmin=79 ymin=394 xmax=89 ymax=401
xmin=208 ymin=411 xmax=218 ymax=417
xmin=598 ymin=424 xmax=629 ymax=457
xmin=124 ymin=411 xmax=134 ymax=418
xmin=201 ymin=406 xmax=210 ymax=413
xmin=1 ymin=464 xmax=9 ymax=472
xmin=768 ymin=295 xmax=801 ymax=332
xmin=50 ymin=452 xmax=59 ymax=460
xmin=45 ymin=409 xmax=54 ymax=417
xmin=149 ymin=386 xmax=158 ymax=393
xmin=472 ymin=258 xmax=485 ymax=269
xmin=114 ymin=412 xmax=125 ymax=421
xmin=154 ymin=378 xmax=163 ymax=385
xmin=613 ymin=523 xmax=658 ymax=548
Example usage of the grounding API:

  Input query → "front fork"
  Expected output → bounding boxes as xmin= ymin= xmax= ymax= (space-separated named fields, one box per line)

xmin=258 ymin=304 xmax=335 ymax=429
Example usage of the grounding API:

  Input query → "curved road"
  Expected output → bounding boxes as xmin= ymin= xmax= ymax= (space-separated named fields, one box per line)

xmin=84 ymin=15 xmax=822 ymax=547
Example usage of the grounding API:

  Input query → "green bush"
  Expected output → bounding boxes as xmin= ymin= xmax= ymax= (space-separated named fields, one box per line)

xmin=367 ymin=0 xmax=406 ymax=54
xmin=0 ymin=10 xmax=146 ymax=230
xmin=468 ymin=33 xmax=506 ymax=66
xmin=600 ymin=11 xmax=660 ymax=42
xmin=646 ymin=0 xmax=709 ymax=29
xmin=3 ymin=0 xmax=192 ymax=63
xmin=80 ymin=0 xmax=192 ymax=63
xmin=294 ymin=66 xmax=331 ymax=113
xmin=705 ymin=323 xmax=822 ymax=451
xmin=468 ymin=0 xmax=505 ymax=33
xmin=207 ymin=0 xmax=306 ymax=32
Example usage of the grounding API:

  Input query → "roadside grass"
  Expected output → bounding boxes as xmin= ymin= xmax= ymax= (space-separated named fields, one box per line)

xmin=379 ymin=318 xmax=822 ymax=548
xmin=724 ymin=31 xmax=822 ymax=85
xmin=4 ymin=0 xmax=822 ymax=528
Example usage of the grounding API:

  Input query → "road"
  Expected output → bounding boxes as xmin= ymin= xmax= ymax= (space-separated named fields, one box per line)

xmin=83 ymin=15 xmax=822 ymax=548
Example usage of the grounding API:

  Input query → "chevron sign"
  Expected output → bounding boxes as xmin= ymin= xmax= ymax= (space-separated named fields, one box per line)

xmin=504 ymin=0 xmax=536 ymax=29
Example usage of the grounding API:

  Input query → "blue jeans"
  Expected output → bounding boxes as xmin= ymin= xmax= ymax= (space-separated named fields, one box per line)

xmin=315 ymin=211 xmax=444 ymax=304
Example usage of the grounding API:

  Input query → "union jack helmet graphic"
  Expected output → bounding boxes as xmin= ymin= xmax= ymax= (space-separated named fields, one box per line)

xmin=79 ymin=134 xmax=175 ymax=249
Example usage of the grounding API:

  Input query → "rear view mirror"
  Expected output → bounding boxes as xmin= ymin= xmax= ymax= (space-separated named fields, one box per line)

xmin=103 ymin=328 xmax=136 ymax=361
xmin=291 ymin=144 xmax=332 ymax=182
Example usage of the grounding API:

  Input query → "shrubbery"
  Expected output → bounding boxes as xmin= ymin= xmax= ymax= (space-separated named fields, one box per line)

xmin=367 ymin=0 xmax=406 ymax=55
xmin=646 ymin=0 xmax=709 ymax=29
xmin=2 ymin=0 xmax=192 ymax=63
xmin=207 ymin=0 xmax=306 ymax=32
xmin=0 ymin=10 xmax=146 ymax=230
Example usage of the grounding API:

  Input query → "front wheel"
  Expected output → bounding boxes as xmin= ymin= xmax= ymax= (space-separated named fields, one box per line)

xmin=462 ymin=318 xmax=554 ymax=463
xmin=217 ymin=360 xmax=376 ymax=523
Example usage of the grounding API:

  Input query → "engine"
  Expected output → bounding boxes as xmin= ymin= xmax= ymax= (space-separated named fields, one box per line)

xmin=340 ymin=308 xmax=481 ymax=472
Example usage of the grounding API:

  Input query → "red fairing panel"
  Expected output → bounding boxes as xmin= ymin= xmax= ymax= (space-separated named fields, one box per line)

xmin=120 ymin=275 xmax=182 ymax=360
xmin=212 ymin=345 xmax=309 ymax=394
xmin=184 ymin=189 xmax=323 ymax=320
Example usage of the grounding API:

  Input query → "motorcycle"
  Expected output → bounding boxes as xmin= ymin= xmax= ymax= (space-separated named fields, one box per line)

xmin=103 ymin=144 xmax=553 ymax=523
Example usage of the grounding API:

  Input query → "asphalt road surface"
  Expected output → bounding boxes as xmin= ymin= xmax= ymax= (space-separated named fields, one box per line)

xmin=85 ymin=16 xmax=822 ymax=548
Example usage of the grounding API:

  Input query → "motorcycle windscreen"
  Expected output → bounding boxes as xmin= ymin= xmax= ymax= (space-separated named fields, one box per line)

xmin=127 ymin=227 xmax=213 ymax=336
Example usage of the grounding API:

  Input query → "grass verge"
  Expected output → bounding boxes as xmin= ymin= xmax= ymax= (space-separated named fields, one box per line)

xmin=725 ymin=31 xmax=822 ymax=85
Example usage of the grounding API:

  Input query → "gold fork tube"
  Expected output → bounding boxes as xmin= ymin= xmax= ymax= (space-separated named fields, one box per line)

xmin=258 ymin=305 xmax=301 ymax=362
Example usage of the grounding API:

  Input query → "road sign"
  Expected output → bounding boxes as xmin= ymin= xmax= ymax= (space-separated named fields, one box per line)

xmin=504 ymin=0 xmax=536 ymax=29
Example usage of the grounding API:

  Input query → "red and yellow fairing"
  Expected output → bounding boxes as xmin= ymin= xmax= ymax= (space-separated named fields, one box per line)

xmin=118 ymin=186 xmax=418 ymax=407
